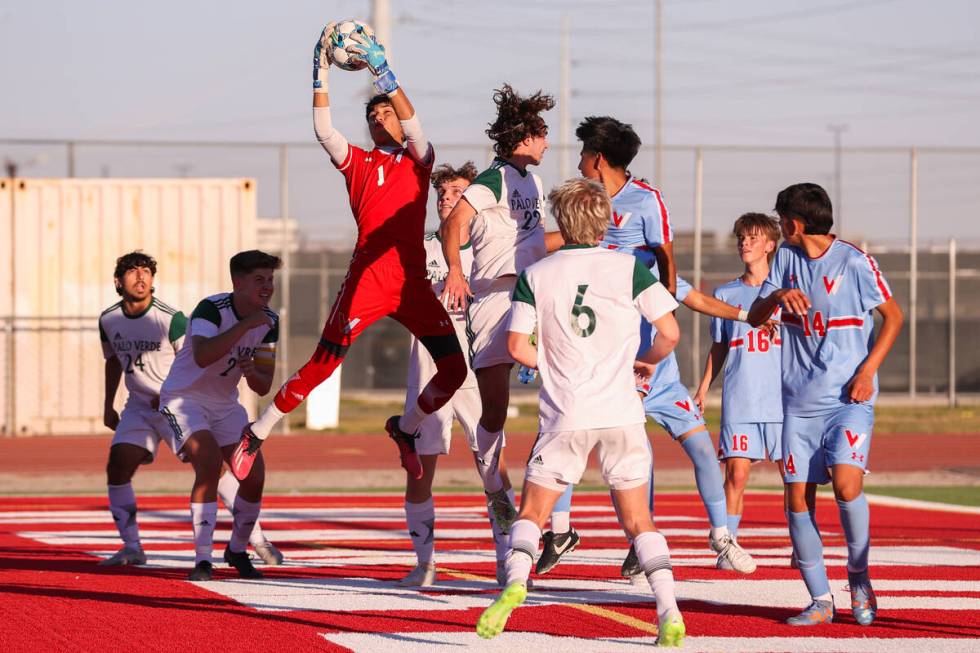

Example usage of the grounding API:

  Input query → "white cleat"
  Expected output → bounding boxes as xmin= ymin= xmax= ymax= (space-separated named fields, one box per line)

xmin=716 ymin=552 xmax=734 ymax=570
xmin=398 ymin=562 xmax=436 ymax=587
xmin=710 ymin=532 xmax=757 ymax=574
xmin=252 ymin=541 xmax=284 ymax=566
xmin=98 ymin=546 xmax=146 ymax=567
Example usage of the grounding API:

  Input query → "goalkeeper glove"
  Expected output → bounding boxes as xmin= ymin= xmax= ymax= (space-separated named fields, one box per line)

xmin=349 ymin=28 xmax=399 ymax=94
xmin=313 ymin=23 xmax=335 ymax=93
xmin=517 ymin=365 xmax=537 ymax=385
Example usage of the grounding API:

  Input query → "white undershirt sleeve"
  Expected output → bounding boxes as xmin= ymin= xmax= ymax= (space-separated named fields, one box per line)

xmin=399 ymin=113 xmax=433 ymax=166
xmin=313 ymin=106 xmax=351 ymax=166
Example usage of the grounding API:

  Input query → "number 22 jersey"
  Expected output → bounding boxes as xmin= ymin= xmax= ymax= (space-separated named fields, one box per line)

xmin=160 ymin=293 xmax=279 ymax=406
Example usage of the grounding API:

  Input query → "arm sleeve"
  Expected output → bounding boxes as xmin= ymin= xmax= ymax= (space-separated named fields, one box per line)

xmin=313 ymin=105 xmax=351 ymax=167
xmin=674 ymin=274 xmax=693 ymax=303
xmin=635 ymin=282 xmax=679 ymax=324
xmin=399 ymin=114 xmax=434 ymax=168
xmin=261 ymin=316 xmax=280 ymax=344
xmin=463 ymin=168 xmax=502 ymax=212
xmin=508 ymin=301 xmax=537 ymax=335
xmin=853 ymin=251 xmax=893 ymax=312
xmin=99 ymin=319 xmax=114 ymax=360
xmin=642 ymin=191 xmax=673 ymax=247
xmin=168 ymin=312 xmax=188 ymax=345
xmin=189 ymin=299 xmax=220 ymax=338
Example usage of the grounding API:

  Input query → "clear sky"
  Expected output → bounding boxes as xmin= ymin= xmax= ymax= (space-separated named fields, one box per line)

xmin=2 ymin=0 xmax=979 ymax=245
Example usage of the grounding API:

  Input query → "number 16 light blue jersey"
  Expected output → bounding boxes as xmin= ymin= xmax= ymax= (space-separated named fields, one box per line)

xmin=710 ymin=279 xmax=783 ymax=425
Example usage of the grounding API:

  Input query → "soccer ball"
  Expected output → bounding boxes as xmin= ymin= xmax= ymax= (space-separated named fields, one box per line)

xmin=326 ymin=20 xmax=374 ymax=72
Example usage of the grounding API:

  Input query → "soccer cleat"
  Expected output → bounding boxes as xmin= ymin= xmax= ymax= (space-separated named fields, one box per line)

xmin=223 ymin=548 xmax=264 ymax=579
xmin=486 ymin=488 xmax=517 ymax=535
xmin=536 ymin=528 xmax=580 ymax=574
xmin=786 ymin=599 xmax=835 ymax=626
xmin=848 ymin=572 xmax=878 ymax=626
xmin=252 ymin=541 xmax=284 ymax=566
xmin=98 ymin=545 xmax=146 ymax=567
xmin=710 ymin=532 xmax=757 ymax=574
xmin=385 ymin=416 xmax=423 ymax=480
xmin=656 ymin=609 xmax=686 ymax=647
xmin=476 ymin=582 xmax=528 ymax=639
xmin=620 ymin=543 xmax=642 ymax=578
xmin=230 ymin=423 xmax=263 ymax=481
xmin=715 ymin=552 xmax=734 ymax=570
xmin=398 ymin=561 xmax=436 ymax=587
xmin=188 ymin=560 xmax=214 ymax=581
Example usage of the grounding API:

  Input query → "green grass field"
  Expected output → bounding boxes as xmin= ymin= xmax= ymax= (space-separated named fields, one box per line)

xmin=295 ymin=400 xmax=980 ymax=437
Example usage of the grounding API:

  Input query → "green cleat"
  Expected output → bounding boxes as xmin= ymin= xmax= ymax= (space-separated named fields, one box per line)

xmin=656 ymin=609 xmax=686 ymax=647
xmin=476 ymin=582 xmax=527 ymax=639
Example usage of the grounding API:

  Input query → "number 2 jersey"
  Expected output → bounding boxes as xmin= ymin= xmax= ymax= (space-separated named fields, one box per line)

xmin=463 ymin=157 xmax=546 ymax=295
xmin=160 ymin=293 xmax=279 ymax=406
xmin=509 ymin=245 xmax=678 ymax=432
xmin=758 ymin=238 xmax=893 ymax=416
xmin=710 ymin=279 xmax=783 ymax=425
xmin=405 ymin=233 xmax=477 ymax=390
xmin=99 ymin=298 xmax=187 ymax=407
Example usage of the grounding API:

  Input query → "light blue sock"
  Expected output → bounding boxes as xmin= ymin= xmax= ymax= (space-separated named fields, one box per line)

xmin=680 ymin=431 xmax=727 ymax=528
xmin=553 ymin=483 xmax=573 ymax=513
xmin=727 ymin=513 xmax=742 ymax=539
xmin=837 ymin=493 xmax=871 ymax=574
xmin=788 ymin=510 xmax=831 ymax=599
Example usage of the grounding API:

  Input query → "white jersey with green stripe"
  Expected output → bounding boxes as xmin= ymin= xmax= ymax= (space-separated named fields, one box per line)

xmin=160 ymin=292 xmax=278 ymax=405
xmin=508 ymin=245 xmax=678 ymax=432
xmin=406 ymin=233 xmax=477 ymax=389
xmin=99 ymin=298 xmax=187 ymax=406
xmin=463 ymin=157 xmax=546 ymax=295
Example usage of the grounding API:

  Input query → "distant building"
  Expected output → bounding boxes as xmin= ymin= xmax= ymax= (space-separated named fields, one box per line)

xmin=257 ymin=217 xmax=303 ymax=253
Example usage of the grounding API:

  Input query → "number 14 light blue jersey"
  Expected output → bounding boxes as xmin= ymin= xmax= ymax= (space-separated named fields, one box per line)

xmin=710 ymin=279 xmax=783 ymax=425
xmin=758 ymin=238 xmax=893 ymax=416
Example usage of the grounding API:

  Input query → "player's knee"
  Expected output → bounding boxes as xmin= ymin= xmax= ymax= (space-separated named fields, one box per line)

xmin=105 ymin=460 xmax=136 ymax=486
xmin=186 ymin=435 xmax=222 ymax=477
xmin=620 ymin=513 xmax=655 ymax=540
xmin=726 ymin=462 xmax=750 ymax=490
xmin=433 ymin=351 xmax=467 ymax=390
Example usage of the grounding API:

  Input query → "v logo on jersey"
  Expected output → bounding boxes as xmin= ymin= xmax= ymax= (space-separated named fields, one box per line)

xmin=675 ymin=400 xmax=691 ymax=412
xmin=823 ymin=275 xmax=843 ymax=295
xmin=612 ymin=211 xmax=633 ymax=228
xmin=845 ymin=429 xmax=866 ymax=450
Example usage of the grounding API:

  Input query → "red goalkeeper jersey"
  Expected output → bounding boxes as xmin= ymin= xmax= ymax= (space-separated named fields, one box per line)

xmin=335 ymin=144 xmax=434 ymax=276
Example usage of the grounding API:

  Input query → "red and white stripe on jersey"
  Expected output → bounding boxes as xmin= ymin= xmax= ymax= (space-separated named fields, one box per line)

xmin=826 ymin=315 xmax=865 ymax=329
xmin=728 ymin=335 xmax=783 ymax=348
xmin=632 ymin=179 xmax=672 ymax=244
xmin=840 ymin=239 xmax=892 ymax=303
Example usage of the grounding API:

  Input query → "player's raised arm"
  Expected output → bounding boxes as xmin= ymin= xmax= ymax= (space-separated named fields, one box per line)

xmin=312 ymin=23 xmax=351 ymax=166
xmin=350 ymin=29 xmax=432 ymax=166
xmin=682 ymin=288 xmax=747 ymax=323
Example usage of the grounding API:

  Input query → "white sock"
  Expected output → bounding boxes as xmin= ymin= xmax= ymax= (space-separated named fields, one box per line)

xmin=814 ymin=592 xmax=833 ymax=602
xmin=399 ymin=402 xmax=427 ymax=435
xmin=251 ymin=403 xmax=286 ymax=440
xmin=107 ymin=483 xmax=140 ymax=549
xmin=550 ymin=511 xmax=570 ymax=534
xmin=710 ymin=525 xmax=731 ymax=542
xmin=475 ymin=425 xmax=505 ymax=493
xmin=505 ymin=519 xmax=541 ymax=586
xmin=405 ymin=498 xmax=436 ymax=564
xmin=190 ymin=502 xmax=218 ymax=564
xmin=216 ymin=472 xmax=239 ymax=511
xmin=634 ymin=530 xmax=678 ymax=620
xmin=486 ymin=503 xmax=511 ymax=561
xmin=228 ymin=496 xmax=261 ymax=553
xmin=248 ymin=520 xmax=268 ymax=548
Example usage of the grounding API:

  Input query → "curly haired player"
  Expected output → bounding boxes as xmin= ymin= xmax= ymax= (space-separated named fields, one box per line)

xmin=439 ymin=84 xmax=563 ymax=538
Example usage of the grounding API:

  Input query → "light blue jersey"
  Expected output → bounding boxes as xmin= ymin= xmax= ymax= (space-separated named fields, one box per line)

xmin=711 ymin=279 xmax=783 ymax=424
xmin=758 ymin=238 xmax=893 ymax=416
xmin=601 ymin=176 xmax=683 ymax=389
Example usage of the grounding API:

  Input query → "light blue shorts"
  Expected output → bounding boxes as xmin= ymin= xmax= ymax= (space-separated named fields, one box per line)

xmin=719 ymin=422 xmax=782 ymax=461
xmin=642 ymin=381 xmax=706 ymax=439
xmin=782 ymin=403 xmax=874 ymax=484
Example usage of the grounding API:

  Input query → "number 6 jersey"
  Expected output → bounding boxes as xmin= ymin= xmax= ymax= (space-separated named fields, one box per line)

xmin=160 ymin=293 xmax=278 ymax=406
xmin=508 ymin=245 xmax=678 ymax=432
xmin=463 ymin=157 xmax=546 ymax=295
xmin=99 ymin=298 xmax=187 ymax=407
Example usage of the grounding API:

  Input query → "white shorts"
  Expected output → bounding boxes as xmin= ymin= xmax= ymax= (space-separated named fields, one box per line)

xmin=467 ymin=277 xmax=517 ymax=370
xmin=158 ymin=395 xmax=248 ymax=451
xmin=524 ymin=423 xmax=651 ymax=491
xmin=111 ymin=399 xmax=181 ymax=463
xmin=405 ymin=384 xmax=484 ymax=456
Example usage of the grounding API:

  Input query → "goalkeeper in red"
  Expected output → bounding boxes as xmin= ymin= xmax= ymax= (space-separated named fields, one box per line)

xmin=232 ymin=24 xmax=466 ymax=480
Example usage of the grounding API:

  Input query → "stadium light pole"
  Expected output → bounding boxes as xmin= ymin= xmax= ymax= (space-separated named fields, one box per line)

xmin=828 ymin=124 xmax=848 ymax=236
xmin=908 ymin=148 xmax=918 ymax=400
xmin=279 ymin=145 xmax=291 ymax=434
xmin=559 ymin=14 xmax=571 ymax=181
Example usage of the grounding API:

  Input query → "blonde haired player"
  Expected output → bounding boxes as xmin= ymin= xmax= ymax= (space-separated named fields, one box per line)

xmin=159 ymin=250 xmax=281 ymax=581
xmin=476 ymin=179 xmax=686 ymax=646
xmin=399 ymin=162 xmax=520 ymax=588
xmin=694 ymin=213 xmax=784 ymax=568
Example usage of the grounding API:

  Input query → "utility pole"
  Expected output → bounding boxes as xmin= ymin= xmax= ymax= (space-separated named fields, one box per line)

xmin=559 ymin=14 xmax=571 ymax=181
xmin=655 ymin=0 xmax=663 ymax=183
xmin=828 ymin=123 xmax=848 ymax=236
xmin=369 ymin=0 xmax=391 ymax=102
